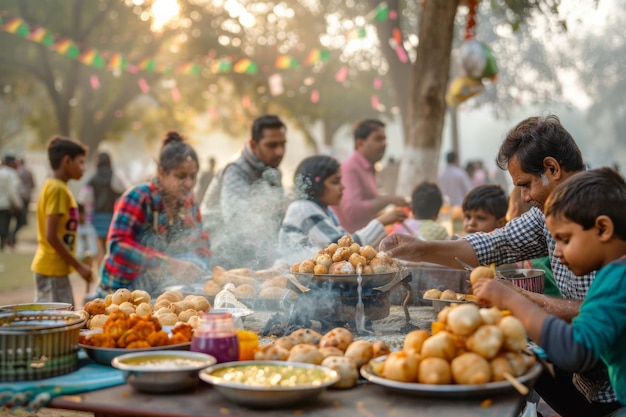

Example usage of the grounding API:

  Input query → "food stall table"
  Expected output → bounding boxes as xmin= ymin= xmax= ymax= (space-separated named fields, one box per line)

xmin=49 ymin=380 xmax=529 ymax=417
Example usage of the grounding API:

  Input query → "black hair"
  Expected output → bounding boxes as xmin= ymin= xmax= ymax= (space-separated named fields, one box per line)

xmin=96 ymin=152 xmax=112 ymax=168
xmin=353 ymin=119 xmax=385 ymax=143
xmin=462 ymin=184 xmax=508 ymax=220
xmin=545 ymin=167 xmax=626 ymax=240
xmin=77 ymin=203 xmax=85 ymax=213
xmin=496 ymin=114 xmax=584 ymax=175
xmin=159 ymin=131 xmax=198 ymax=174
xmin=47 ymin=135 xmax=88 ymax=170
xmin=293 ymin=155 xmax=340 ymax=200
xmin=446 ymin=151 xmax=457 ymax=164
xmin=251 ymin=115 xmax=286 ymax=143
xmin=411 ymin=182 xmax=443 ymax=219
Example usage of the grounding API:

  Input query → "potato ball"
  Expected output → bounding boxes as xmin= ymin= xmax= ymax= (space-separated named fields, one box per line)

xmin=130 ymin=290 xmax=151 ymax=305
xmin=83 ymin=299 xmax=106 ymax=316
xmin=337 ymin=235 xmax=354 ymax=247
xmin=319 ymin=327 xmax=353 ymax=351
xmin=344 ymin=340 xmax=373 ymax=368
xmin=135 ymin=302 xmax=153 ymax=317
xmin=403 ymin=329 xmax=431 ymax=355
xmin=360 ymin=245 xmax=377 ymax=261
xmin=111 ymin=288 xmax=132 ymax=305
xmin=315 ymin=254 xmax=332 ymax=268
xmin=466 ymin=325 xmax=504 ymax=359
xmin=451 ymin=352 xmax=492 ymax=384
xmin=298 ymin=260 xmax=316 ymax=273
xmin=382 ymin=351 xmax=420 ymax=382
xmin=287 ymin=344 xmax=323 ymax=365
xmin=418 ymin=357 xmax=452 ymax=385
xmin=498 ymin=316 xmax=528 ymax=351
xmin=313 ymin=264 xmax=329 ymax=275
xmin=321 ymin=356 xmax=359 ymax=389
xmin=423 ymin=288 xmax=442 ymax=300
xmin=447 ymin=304 xmax=482 ymax=336
xmin=420 ymin=331 xmax=457 ymax=361
xmin=470 ymin=265 xmax=495 ymax=285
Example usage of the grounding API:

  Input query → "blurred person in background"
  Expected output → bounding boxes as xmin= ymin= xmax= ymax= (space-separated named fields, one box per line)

xmin=196 ymin=156 xmax=216 ymax=203
xmin=278 ymin=155 xmax=405 ymax=264
xmin=79 ymin=151 xmax=129 ymax=266
xmin=202 ymin=114 xmax=288 ymax=270
xmin=99 ymin=131 xmax=210 ymax=298
xmin=390 ymin=181 xmax=448 ymax=241
xmin=332 ymin=118 xmax=407 ymax=233
xmin=0 ymin=155 xmax=22 ymax=251
xmin=438 ymin=150 xmax=472 ymax=207
xmin=9 ymin=157 xmax=35 ymax=247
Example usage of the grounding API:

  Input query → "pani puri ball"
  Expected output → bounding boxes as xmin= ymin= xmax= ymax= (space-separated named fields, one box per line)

xmin=470 ymin=265 xmax=495 ymax=285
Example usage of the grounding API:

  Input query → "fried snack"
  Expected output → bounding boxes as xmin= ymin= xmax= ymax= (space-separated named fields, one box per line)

xmin=203 ymin=279 xmax=222 ymax=296
xmin=275 ymin=336 xmax=300 ymax=351
xmin=321 ymin=356 xmax=358 ymax=389
xmin=319 ymin=346 xmax=344 ymax=359
xmin=177 ymin=309 xmax=198 ymax=323
xmin=372 ymin=340 xmax=391 ymax=358
xmin=130 ymin=290 xmax=151 ymax=305
xmin=337 ymin=234 xmax=354 ymax=247
xmin=111 ymin=288 xmax=132 ymax=305
xmin=233 ymin=284 xmax=256 ymax=299
xmin=466 ymin=325 xmax=503 ymax=359
xmin=403 ymin=330 xmax=430 ymax=355
xmin=382 ymin=351 xmax=420 ymax=383
xmin=319 ymin=327 xmax=353 ymax=351
xmin=451 ymin=352 xmax=492 ymax=384
xmin=254 ymin=343 xmax=290 ymax=361
xmin=329 ymin=260 xmax=355 ymax=275
xmin=287 ymin=344 xmax=323 ymax=365
xmin=498 ymin=316 xmax=528 ymax=351
xmin=83 ymin=299 xmax=106 ymax=316
xmin=420 ymin=331 xmax=457 ymax=361
xmin=344 ymin=340 xmax=373 ymax=368
xmin=290 ymin=328 xmax=323 ymax=345
xmin=447 ymin=304 xmax=482 ymax=336
xmin=298 ymin=260 xmax=316 ymax=273
xmin=118 ymin=301 xmax=136 ymax=316
xmin=187 ymin=295 xmax=211 ymax=312
xmin=418 ymin=357 xmax=452 ymax=384
xmin=440 ymin=289 xmax=457 ymax=300
xmin=470 ymin=265 xmax=495 ymax=285
xmin=258 ymin=286 xmax=284 ymax=299
xmin=423 ymin=288 xmax=442 ymax=299
xmin=360 ymin=245 xmax=377 ymax=261
xmin=135 ymin=302 xmax=153 ymax=317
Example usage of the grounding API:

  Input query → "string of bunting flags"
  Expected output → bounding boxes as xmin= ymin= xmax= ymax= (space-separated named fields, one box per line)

xmin=0 ymin=2 xmax=400 ymax=109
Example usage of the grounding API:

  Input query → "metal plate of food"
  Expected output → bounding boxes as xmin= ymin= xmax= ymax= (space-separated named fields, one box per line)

xmin=423 ymin=297 xmax=470 ymax=313
xmin=360 ymin=356 xmax=543 ymax=398
xmin=200 ymin=360 xmax=339 ymax=408
xmin=292 ymin=269 xmax=407 ymax=288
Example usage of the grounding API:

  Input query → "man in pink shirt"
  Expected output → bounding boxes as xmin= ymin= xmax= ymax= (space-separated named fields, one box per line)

xmin=332 ymin=119 xmax=408 ymax=233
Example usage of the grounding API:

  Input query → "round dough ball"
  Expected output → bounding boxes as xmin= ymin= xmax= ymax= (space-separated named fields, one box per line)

xmin=403 ymin=330 xmax=431 ymax=355
xmin=188 ymin=295 xmax=211 ymax=312
xmin=372 ymin=340 xmax=391 ymax=358
xmin=118 ymin=301 xmax=136 ymax=316
xmin=313 ymin=264 xmax=329 ymax=275
xmin=418 ymin=357 xmax=452 ymax=385
xmin=154 ymin=299 xmax=172 ymax=310
xmin=187 ymin=315 xmax=201 ymax=330
xmin=423 ymin=289 xmax=442 ymax=299
xmin=254 ymin=343 xmax=290 ymax=361
xmin=154 ymin=306 xmax=172 ymax=317
xmin=130 ymin=290 xmax=151 ymax=305
xmin=321 ymin=356 xmax=358 ymax=389
xmin=420 ymin=331 xmax=457 ymax=361
xmin=360 ymin=245 xmax=377 ymax=261
xmin=87 ymin=314 xmax=109 ymax=329
xmin=470 ymin=265 xmax=495 ymax=285
xmin=499 ymin=316 xmax=528 ymax=351
xmin=298 ymin=260 xmax=316 ymax=273
xmin=344 ymin=340 xmax=373 ymax=368
xmin=203 ymin=280 xmax=222 ymax=296
xmin=104 ymin=304 xmax=120 ymax=314
xmin=331 ymin=247 xmax=352 ymax=263
xmin=437 ymin=306 xmax=453 ymax=324
xmin=440 ymin=289 xmax=457 ymax=300
xmin=111 ymin=288 xmax=132 ymax=305
xmin=84 ymin=299 xmax=106 ymax=316
xmin=290 ymin=328 xmax=322 ymax=345
xmin=490 ymin=355 xmax=514 ymax=381
xmin=479 ymin=306 xmax=503 ymax=325
xmin=156 ymin=312 xmax=179 ymax=326
xmin=466 ymin=325 xmax=504 ymax=359
xmin=104 ymin=294 xmax=114 ymax=307
xmin=135 ymin=302 xmax=153 ymax=317
xmin=319 ymin=327 xmax=353 ymax=351
xmin=362 ymin=265 xmax=374 ymax=274
xmin=160 ymin=290 xmax=184 ymax=303
xmin=275 ymin=336 xmax=300 ymax=351
xmin=447 ymin=304 xmax=482 ymax=336
xmin=349 ymin=243 xmax=361 ymax=254
xmin=315 ymin=254 xmax=332 ymax=268
xmin=290 ymin=262 xmax=301 ymax=273
xmin=451 ymin=352 xmax=492 ymax=384
xmin=287 ymin=344 xmax=323 ymax=365
xmin=348 ymin=253 xmax=367 ymax=269
xmin=329 ymin=260 xmax=355 ymax=275
xmin=325 ymin=243 xmax=339 ymax=256
xmin=233 ymin=284 xmax=256 ymax=299
xmin=337 ymin=235 xmax=354 ymax=247
xmin=168 ymin=300 xmax=194 ymax=315
xmin=177 ymin=309 xmax=198 ymax=323
xmin=319 ymin=346 xmax=344 ymax=359
xmin=382 ymin=351 xmax=420 ymax=383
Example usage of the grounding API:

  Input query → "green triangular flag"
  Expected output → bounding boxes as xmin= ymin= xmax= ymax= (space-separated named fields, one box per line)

xmin=374 ymin=3 xmax=389 ymax=22
xmin=67 ymin=44 xmax=80 ymax=59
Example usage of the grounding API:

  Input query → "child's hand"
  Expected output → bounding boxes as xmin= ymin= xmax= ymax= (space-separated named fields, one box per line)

xmin=76 ymin=263 xmax=93 ymax=282
xmin=377 ymin=208 xmax=407 ymax=226
xmin=472 ymin=278 xmax=517 ymax=310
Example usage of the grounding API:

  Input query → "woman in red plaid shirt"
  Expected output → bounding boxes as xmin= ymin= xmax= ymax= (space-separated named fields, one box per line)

xmin=97 ymin=131 xmax=210 ymax=297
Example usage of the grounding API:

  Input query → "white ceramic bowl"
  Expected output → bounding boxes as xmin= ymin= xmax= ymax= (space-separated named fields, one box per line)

xmin=111 ymin=350 xmax=216 ymax=393
xmin=200 ymin=360 xmax=339 ymax=408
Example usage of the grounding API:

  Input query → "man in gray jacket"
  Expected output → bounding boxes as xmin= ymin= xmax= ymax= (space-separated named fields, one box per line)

xmin=202 ymin=114 xmax=288 ymax=269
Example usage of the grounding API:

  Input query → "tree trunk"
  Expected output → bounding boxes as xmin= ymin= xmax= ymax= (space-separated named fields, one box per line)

xmin=396 ymin=0 xmax=460 ymax=196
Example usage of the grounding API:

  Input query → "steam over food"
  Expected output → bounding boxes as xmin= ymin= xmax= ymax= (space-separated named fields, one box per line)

xmin=370 ymin=304 xmax=535 ymax=385
xmin=291 ymin=235 xmax=402 ymax=275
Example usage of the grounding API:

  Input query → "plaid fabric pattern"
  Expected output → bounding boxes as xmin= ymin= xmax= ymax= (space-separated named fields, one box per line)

xmin=464 ymin=206 xmax=616 ymax=403
xmin=100 ymin=179 xmax=210 ymax=291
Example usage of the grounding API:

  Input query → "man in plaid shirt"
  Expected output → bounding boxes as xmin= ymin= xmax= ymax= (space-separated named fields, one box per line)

xmin=381 ymin=115 xmax=621 ymax=417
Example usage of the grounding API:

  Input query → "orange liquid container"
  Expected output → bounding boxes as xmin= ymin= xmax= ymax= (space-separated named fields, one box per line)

xmin=236 ymin=330 xmax=259 ymax=361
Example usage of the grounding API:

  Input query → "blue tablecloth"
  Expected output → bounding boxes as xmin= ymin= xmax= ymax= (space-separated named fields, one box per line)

xmin=0 ymin=351 xmax=125 ymax=411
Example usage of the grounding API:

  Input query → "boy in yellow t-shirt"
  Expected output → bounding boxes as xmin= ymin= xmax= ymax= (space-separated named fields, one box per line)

xmin=31 ymin=136 xmax=92 ymax=306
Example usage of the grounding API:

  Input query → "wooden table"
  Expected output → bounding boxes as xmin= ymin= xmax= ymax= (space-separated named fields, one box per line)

xmin=50 ymin=380 xmax=529 ymax=417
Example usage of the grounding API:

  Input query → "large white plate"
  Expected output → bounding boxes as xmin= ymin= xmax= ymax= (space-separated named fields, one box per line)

xmin=360 ymin=356 xmax=543 ymax=398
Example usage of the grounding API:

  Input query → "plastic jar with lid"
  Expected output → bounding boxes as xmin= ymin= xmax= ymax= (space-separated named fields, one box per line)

xmin=190 ymin=311 xmax=239 ymax=363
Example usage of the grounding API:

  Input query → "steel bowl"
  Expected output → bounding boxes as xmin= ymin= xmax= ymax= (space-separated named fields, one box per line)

xmin=199 ymin=360 xmax=339 ymax=408
xmin=423 ymin=297 xmax=470 ymax=313
xmin=292 ymin=270 xmax=404 ymax=288
xmin=0 ymin=302 xmax=73 ymax=312
xmin=112 ymin=350 xmax=216 ymax=393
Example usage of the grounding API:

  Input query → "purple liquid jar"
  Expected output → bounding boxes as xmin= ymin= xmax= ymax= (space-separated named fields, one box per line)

xmin=191 ymin=312 xmax=239 ymax=363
